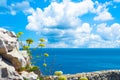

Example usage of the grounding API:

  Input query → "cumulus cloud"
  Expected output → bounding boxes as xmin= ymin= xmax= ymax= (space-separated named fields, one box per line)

xmin=94 ymin=10 xmax=113 ymax=21
xmin=25 ymin=0 xmax=119 ymax=48
xmin=93 ymin=1 xmax=113 ymax=21
xmin=26 ymin=0 xmax=94 ymax=31
xmin=97 ymin=23 xmax=120 ymax=40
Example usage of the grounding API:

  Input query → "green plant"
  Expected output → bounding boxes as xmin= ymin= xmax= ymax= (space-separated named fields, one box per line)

xmin=26 ymin=38 xmax=34 ymax=46
xmin=16 ymin=32 xmax=24 ymax=38
xmin=44 ymin=53 xmax=49 ymax=57
xmin=24 ymin=78 xmax=29 ymax=80
xmin=54 ymin=71 xmax=63 ymax=76
xmin=17 ymin=32 xmax=51 ymax=75
xmin=20 ymin=65 xmax=39 ymax=72
xmin=80 ymin=77 xmax=88 ymax=80
xmin=43 ymin=63 xmax=47 ymax=67
xmin=40 ymin=38 xmax=46 ymax=42
xmin=29 ymin=66 xmax=39 ymax=72
xmin=58 ymin=76 xmax=67 ymax=80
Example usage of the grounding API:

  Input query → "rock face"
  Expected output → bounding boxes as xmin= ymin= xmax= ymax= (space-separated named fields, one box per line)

xmin=51 ymin=70 xmax=120 ymax=80
xmin=0 ymin=28 xmax=39 ymax=80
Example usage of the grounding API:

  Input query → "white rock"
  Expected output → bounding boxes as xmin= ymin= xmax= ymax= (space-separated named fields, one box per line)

xmin=0 ymin=28 xmax=18 ymax=52
xmin=0 ymin=57 xmax=23 ymax=80
xmin=21 ymin=71 xmax=38 ymax=80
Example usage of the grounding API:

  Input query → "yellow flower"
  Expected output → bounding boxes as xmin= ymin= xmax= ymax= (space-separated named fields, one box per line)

xmin=16 ymin=32 xmax=24 ymax=38
xmin=40 ymin=38 xmax=45 ymax=42
xmin=54 ymin=71 xmax=63 ymax=76
xmin=80 ymin=77 xmax=88 ymax=80
xmin=43 ymin=63 xmax=47 ymax=67
xmin=58 ymin=76 xmax=67 ymax=80
xmin=23 ymin=46 xmax=30 ymax=50
xmin=44 ymin=53 xmax=49 ymax=57
xmin=39 ymin=44 xmax=45 ymax=47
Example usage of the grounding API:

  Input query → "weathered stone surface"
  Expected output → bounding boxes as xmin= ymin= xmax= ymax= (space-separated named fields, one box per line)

xmin=0 ymin=28 xmax=41 ymax=80
xmin=0 ymin=56 xmax=23 ymax=80
xmin=50 ymin=70 xmax=120 ymax=80
xmin=21 ymin=71 xmax=38 ymax=80
xmin=1 ymin=48 xmax=27 ymax=71
xmin=20 ymin=50 xmax=31 ymax=65
xmin=0 ymin=28 xmax=18 ymax=52
xmin=0 ymin=39 xmax=8 ymax=54
xmin=0 ymin=28 xmax=27 ymax=70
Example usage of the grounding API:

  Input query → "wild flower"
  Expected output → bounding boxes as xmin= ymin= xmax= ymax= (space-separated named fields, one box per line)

xmin=80 ymin=77 xmax=88 ymax=80
xmin=58 ymin=76 xmax=67 ymax=80
xmin=44 ymin=53 xmax=49 ymax=57
xmin=40 ymin=38 xmax=46 ymax=42
xmin=54 ymin=71 xmax=63 ymax=76
xmin=43 ymin=63 xmax=47 ymax=67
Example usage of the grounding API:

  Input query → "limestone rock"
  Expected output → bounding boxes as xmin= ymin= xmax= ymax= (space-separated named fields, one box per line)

xmin=21 ymin=71 xmax=38 ymax=80
xmin=0 ymin=28 xmax=18 ymax=52
xmin=0 ymin=28 xmax=41 ymax=80
xmin=0 ymin=39 xmax=7 ymax=54
xmin=0 ymin=56 xmax=24 ymax=80
xmin=20 ymin=50 xmax=31 ymax=65
xmin=0 ymin=28 xmax=27 ymax=70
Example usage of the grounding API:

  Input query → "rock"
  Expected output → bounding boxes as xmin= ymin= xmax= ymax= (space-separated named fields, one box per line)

xmin=21 ymin=71 xmax=38 ymax=80
xmin=0 ymin=28 xmax=41 ymax=80
xmin=50 ymin=70 xmax=120 ymax=80
xmin=0 ymin=39 xmax=8 ymax=54
xmin=0 ymin=28 xmax=17 ymax=52
xmin=20 ymin=50 xmax=31 ymax=65
xmin=0 ymin=28 xmax=27 ymax=70
xmin=1 ymin=48 xmax=27 ymax=71
xmin=0 ymin=56 xmax=23 ymax=80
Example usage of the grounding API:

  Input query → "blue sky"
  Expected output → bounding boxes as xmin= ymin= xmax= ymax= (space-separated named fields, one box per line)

xmin=0 ymin=0 xmax=120 ymax=48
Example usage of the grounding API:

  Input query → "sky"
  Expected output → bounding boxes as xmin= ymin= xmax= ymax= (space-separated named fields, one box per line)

xmin=0 ymin=0 xmax=120 ymax=48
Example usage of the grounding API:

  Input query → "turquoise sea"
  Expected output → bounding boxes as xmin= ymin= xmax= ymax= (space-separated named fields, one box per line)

xmin=31 ymin=48 xmax=120 ymax=75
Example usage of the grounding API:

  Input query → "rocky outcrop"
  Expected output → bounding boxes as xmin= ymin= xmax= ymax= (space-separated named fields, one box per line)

xmin=0 ymin=28 xmax=40 ymax=80
xmin=51 ymin=70 xmax=120 ymax=80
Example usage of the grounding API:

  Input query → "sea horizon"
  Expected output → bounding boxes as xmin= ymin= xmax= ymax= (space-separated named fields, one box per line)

xmin=31 ymin=48 xmax=120 ymax=75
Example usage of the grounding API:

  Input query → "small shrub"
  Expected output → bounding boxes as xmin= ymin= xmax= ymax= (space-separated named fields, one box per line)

xmin=19 ymin=65 xmax=39 ymax=72
xmin=29 ymin=66 xmax=39 ymax=72
xmin=58 ymin=76 xmax=67 ymax=80
xmin=54 ymin=71 xmax=63 ymax=76
xmin=24 ymin=78 xmax=29 ymax=80
xmin=80 ymin=77 xmax=88 ymax=80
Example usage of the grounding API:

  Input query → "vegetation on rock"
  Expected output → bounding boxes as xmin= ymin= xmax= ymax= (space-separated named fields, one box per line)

xmin=80 ymin=77 xmax=88 ymax=80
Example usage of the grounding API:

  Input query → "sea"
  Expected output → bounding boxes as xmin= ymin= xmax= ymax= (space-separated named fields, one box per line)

xmin=31 ymin=48 xmax=120 ymax=75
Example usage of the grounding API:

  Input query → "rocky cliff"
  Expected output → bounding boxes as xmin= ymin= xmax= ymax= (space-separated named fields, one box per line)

xmin=0 ymin=28 xmax=40 ymax=80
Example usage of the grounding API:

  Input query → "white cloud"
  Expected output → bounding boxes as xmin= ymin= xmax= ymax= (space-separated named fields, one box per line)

xmin=26 ymin=0 xmax=94 ymax=31
xmin=94 ymin=10 xmax=113 ymax=21
xmin=93 ymin=1 xmax=113 ymax=21
xmin=25 ymin=0 xmax=119 ymax=48
xmin=97 ymin=23 xmax=120 ymax=40
xmin=114 ymin=0 xmax=120 ymax=2
xmin=10 ymin=1 xmax=31 ymax=15
xmin=0 ymin=0 xmax=32 ymax=15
